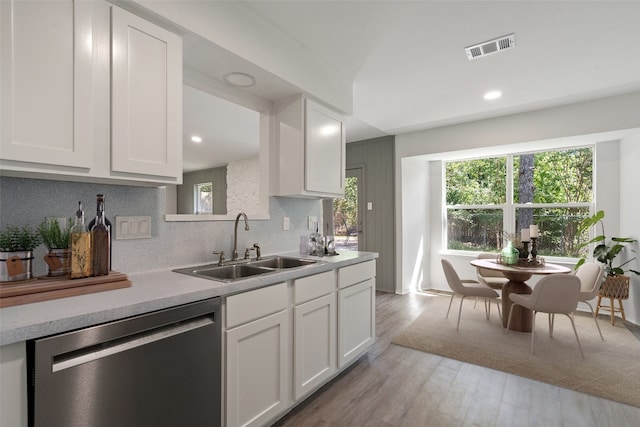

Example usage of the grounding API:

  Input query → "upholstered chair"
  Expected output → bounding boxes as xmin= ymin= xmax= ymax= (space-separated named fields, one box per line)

xmin=476 ymin=252 xmax=509 ymax=292
xmin=507 ymin=274 xmax=584 ymax=358
xmin=441 ymin=259 xmax=501 ymax=331
xmin=575 ymin=262 xmax=605 ymax=340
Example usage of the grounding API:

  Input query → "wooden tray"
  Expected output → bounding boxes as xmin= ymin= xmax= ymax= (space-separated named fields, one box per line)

xmin=0 ymin=272 xmax=131 ymax=308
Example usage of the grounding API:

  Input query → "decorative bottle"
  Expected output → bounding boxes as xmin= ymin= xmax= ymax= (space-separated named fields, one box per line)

xmin=70 ymin=202 xmax=92 ymax=279
xmin=90 ymin=195 xmax=110 ymax=276
xmin=88 ymin=194 xmax=112 ymax=270
xmin=501 ymin=240 xmax=519 ymax=265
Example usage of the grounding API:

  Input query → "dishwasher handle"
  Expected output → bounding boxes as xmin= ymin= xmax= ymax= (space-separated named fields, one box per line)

xmin=52 ymin=315 xmax=214 ymax=372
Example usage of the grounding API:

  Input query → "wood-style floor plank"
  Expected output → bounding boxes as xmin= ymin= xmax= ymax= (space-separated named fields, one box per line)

xmin=273 ymin=292 xmax=640 ymax=426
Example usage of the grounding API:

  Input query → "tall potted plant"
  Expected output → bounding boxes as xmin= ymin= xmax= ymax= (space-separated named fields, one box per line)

xmin=575 ymin=210 xmax=639 ymax=308
xmin=0 ymin=225 xmax=42 ymax=282
xmin=38 ymin=217 xmax=72 ymax=277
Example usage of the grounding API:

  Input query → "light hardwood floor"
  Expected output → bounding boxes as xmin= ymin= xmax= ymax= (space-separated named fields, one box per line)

xmin=274 ymin=291 xmax=640 ymax=426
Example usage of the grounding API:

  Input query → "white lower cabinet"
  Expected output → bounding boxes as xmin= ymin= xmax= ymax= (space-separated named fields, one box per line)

xmin=226 ymin=310 xmax=290 ymax=427
xmin=225 ymin=283 xmax=289 ymax=427
xmin=293 ymin=271 xmax=337 ymax=400
xmin=0 ymin=342 xmax=27 ymax=427
xmin=338 ymin=261 xmax=376 ymax=368
xmin=225 ymin=261 xmax=375 ymax=426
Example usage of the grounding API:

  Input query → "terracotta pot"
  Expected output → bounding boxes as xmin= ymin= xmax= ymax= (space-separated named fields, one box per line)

xmin=0 ymin=250 xmax=34 ymax=282
xmin=598 ymin=275 xmax=630 ymax=300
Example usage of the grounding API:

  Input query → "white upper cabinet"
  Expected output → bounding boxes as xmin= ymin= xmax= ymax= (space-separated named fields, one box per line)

xmin=0 ymin=1 xmax=182 ymax=185
xmin=272 ymin=96 xmax=345 ymax=198
xmin=111 ymin=6 xmax=182 ymax=180
xmin=0 ymin=0 xmax=93 ymax=168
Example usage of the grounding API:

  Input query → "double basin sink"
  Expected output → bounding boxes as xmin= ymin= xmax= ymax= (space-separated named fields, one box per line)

xmin=173 ymin=256 xmax=319 ymax=282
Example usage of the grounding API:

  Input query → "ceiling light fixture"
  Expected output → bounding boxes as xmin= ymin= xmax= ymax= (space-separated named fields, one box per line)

xmin=483 ymin=91 xmax=502 ymax=100
xmin=223 ymin=72 xmax=256 ymax=87
xmin=191 ymin=135 xmax=202 ymax=143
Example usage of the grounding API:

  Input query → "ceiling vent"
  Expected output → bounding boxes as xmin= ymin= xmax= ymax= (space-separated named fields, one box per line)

xmin=465 ymin=33 xmax=515 ymax=61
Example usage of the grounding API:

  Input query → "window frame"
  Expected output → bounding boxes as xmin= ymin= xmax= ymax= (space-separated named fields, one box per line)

xmin=194 ymin=182 xmax=213 ymax=215
xmin=443 ymin=145 xmax=594 ymax=260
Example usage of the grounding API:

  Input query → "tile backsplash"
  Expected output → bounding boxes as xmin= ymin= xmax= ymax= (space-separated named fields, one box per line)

xmin=0 ymin=177 xmax=321 ymax=275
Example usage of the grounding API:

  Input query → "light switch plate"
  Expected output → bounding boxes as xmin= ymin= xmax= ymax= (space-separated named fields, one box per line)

xmin=283 ymin=217 xmax=290 ymax=231
xmin=308 ymin=216 xmax=318 ymax=230
xmin=115 ymin=216 xmax=152 ymax=240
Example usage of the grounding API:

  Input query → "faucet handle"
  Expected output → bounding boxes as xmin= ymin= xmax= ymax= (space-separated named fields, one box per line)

xmin=213 ymin=250 xmax=225 ymax=266
xmin=244 ymin=247 xmax=255 ymax=260
xmin=253 ymin=243 xmax=261 ymax=260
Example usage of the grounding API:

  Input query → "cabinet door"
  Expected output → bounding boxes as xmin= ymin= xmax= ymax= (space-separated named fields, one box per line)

xmin=338 ymin=278 xmax=375 ymax=368
xmin=226 ymin=310 xmax=290 ymax=427
xmin=304 ymin=99 xmax=345 ymax=196
xmin=294 ymin=293 xmax=336 ymax=400
xmin=0 ymin=0 xmax=93 ymax=168
xmin=111 ymin=6 xmax=182 ymax=180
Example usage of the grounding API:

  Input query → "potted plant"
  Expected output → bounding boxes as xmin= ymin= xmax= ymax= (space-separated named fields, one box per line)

xmin=575 ymin=210 xmax=640 ymax=307
xmin=38 ymin=217 xmax=73 ymax=277
xmin=0 ymin=225 xmax=42 ymax=282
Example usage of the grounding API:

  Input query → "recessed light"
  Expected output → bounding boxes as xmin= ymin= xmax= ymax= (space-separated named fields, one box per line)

xmin=191 ymin=135 xmax=202 ymax=143
xmin=224 ymin=72 xmax=256 ymax=87
xmin=483 ymin=90 xmax=502 ymax=100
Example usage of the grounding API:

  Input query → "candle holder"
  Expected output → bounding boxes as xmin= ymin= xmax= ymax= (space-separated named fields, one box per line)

xmin=529 ymin=237 xmax=538 ymax=262
xmin=520 ymin=241 xmax=530 ymax=259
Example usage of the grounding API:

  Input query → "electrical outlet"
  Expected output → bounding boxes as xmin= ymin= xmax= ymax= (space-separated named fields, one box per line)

xmin=283 ymin=217 xmax=290 ymax=231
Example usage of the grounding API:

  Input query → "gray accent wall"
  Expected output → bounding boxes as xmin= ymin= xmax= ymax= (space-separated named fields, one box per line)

xmin=178 ymin=166 xmax=227 ymax=214
xmin=0 ymin=177 xmax=321 ymax=277
xmin=346 ymin=136 xmax=395 ymax=292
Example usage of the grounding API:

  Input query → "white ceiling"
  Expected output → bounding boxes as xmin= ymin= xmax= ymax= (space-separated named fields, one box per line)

xmin=241 ymin=0 xmax=640 ymax=141
xmin=183 ymin=85 xmax=260 ymax=172
xmin=182 ymin=0 xmax=640 ymax=169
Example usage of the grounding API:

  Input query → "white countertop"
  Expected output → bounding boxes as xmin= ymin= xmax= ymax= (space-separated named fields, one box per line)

xmin=0 ymin=251 xmax=377 ymax=346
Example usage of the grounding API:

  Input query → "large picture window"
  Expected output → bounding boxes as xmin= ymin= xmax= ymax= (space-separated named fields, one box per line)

xmin=445 ymin=147 xmax=593 ymax=258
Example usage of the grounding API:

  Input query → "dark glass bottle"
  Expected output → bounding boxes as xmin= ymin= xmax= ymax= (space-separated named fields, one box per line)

xmin=88 ymin=194 xmax=113 ymax=270
xmin=90 ymin=194 xmax=110 ymax=276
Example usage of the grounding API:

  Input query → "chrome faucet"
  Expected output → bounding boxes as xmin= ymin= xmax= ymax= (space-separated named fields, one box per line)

xmin=232 ymin=212 xmax=249 ymax=261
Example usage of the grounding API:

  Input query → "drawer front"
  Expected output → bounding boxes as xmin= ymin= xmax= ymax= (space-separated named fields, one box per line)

xmin=338 ymin=260 xmax=376 ymax=289
xmin=226 ymin=282 xmax=287 ymax=328
xmin=294 ymin=270 xmax=336 ymax=305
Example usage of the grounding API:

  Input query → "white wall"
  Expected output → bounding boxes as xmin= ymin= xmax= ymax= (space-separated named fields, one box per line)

xmin=399 ymin=157 xmax=429 ymax=293
xmin=227 ymin=157 xmax=260 ymax=214
xmin=620 ymin=135 xmax=640 ymax=323
xmin=395 ymin=91 xmax=640 ymax=324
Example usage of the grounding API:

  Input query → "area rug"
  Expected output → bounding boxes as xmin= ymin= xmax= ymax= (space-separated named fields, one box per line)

xmin=392 ymin=293 xmax=640 ymax=408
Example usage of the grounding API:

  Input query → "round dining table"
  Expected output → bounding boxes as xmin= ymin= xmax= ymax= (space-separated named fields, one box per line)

xmin=470 ymin=258 xmax=572 ymax=332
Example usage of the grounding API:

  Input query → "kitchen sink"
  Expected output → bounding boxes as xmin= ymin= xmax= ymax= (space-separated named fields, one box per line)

xmin=189 ymin=264 xmax=273 ymax=281
xmin=173 ymin=256 xmax=319 ymax=282
xmin=250 ymin=256 xmax=317 ymax=269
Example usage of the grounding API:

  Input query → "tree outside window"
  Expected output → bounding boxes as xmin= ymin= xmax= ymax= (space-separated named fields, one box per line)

xmin=445 ymin=147 xmax=593 ymax=257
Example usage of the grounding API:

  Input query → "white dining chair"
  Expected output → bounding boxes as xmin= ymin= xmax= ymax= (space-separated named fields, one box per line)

xmin=507 ymin=274 xmax=584 ymax=358
xmin=441 ymin=259 xmax=501 ymax=331
xmin=575 ymin=262 xmax=605 ymax=340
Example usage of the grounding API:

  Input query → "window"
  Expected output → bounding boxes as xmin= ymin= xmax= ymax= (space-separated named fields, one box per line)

xmin=194 ymin=182 xmax=213 ymax=214
xmin=445 ymin=147 xmax=593 ymax=258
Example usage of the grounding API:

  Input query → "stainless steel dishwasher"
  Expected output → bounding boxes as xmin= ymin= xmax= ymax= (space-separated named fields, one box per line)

xmin=27 ymin=297 xmax=221 ymax=427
